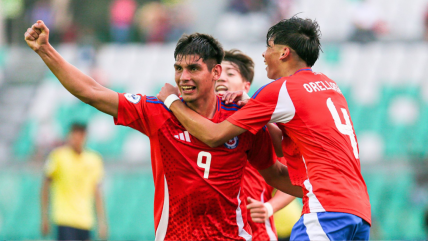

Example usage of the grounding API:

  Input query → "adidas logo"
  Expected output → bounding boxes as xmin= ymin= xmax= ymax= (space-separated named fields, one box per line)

xmin=174 ymin=131 xmax=191 ymax=142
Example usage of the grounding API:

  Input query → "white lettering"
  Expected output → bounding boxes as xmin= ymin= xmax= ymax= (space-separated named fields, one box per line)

xmin=304 ymin=81 xmax=342 ymax=94
xmin=322 ymin=81 xmax=332 ymax=90
xmin=303 ymin=84 xmax=313 ymax=92
xmin=316 ymin=81 xmax=326 ymax=91
xmin=309 ymin=82 xmax=320 ymax=92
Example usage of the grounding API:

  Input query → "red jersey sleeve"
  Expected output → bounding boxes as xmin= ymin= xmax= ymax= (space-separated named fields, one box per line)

xmin=227 ymin=79 xmax=296 ymax=134
xmin=246 ymin=127 xmax=276 ymax=170
xmin=114 ymin=93 xmax=153 ymax=136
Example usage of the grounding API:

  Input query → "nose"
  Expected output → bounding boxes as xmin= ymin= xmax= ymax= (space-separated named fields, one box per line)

xmin=262 ymin=51 xmax=266 ymax=58
xmin=180 ymin=69 xmax=191 ymax=82
xmin=217 ymin=71 xmax=228 ymax=83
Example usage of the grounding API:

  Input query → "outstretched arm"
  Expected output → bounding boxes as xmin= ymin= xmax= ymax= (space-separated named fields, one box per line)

xmin=158 ymin=84 xmax=246 ymax=147
xmin=24 ymin=20 xmax=118 ymax=117
xmin=258 ymin=161 xmax=303 ymax=198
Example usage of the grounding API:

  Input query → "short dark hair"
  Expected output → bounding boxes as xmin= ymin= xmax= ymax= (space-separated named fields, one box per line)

xmin=174 ymin=33 xmax=224 ymax=70
xmin=266 ymin=16 xmax=321 ymax=67
xmin=70 ymin=123 xmax=87 ymax=133
xmin=224 ymin=49 xmax=255 ymax=84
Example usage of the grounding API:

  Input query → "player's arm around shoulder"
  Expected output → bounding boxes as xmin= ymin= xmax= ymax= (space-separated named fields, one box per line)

xmin=24 ymin=20 xmax=118 ymax=117
xmin=157 ymin=84 xmax=246 ymax=147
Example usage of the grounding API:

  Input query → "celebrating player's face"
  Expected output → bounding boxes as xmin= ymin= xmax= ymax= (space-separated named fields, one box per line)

xmin=174 ymin=55 xmax=216 ymax=103
xmin=215 ymin=61 xmax=250 ymax=94
xmin=262 ymin=40 xmax=282 ymax=80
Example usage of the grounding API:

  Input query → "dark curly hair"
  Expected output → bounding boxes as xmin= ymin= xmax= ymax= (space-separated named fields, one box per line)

xmin=174 ymin=33 xmax=224 ymax=70
xmin=266 ymin=16 xmax=322 ymax=67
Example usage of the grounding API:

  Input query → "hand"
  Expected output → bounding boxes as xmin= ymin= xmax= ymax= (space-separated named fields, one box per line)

xmin=24 ymin=20 xmax=50 ymax=52
xmin=41 ymin=217 xmax=50 ymax=236
xmin=220 ymin=90 xmax=250 ymax=106
xmin=98 ymin=222 xmax=108 ymax=240
xmin=246 ymin=197 xmax=269 ymax=223
xmin=157 ymin=83 xmax=180 ymax=102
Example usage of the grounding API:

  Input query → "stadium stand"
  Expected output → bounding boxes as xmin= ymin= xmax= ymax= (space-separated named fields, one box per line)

xmin=0 ymin=42 xmax=426 ymax=239
xmin=1 ymin=0 xmax=428 ymax=238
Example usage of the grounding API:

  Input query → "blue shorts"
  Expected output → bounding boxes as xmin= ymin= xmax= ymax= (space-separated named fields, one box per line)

xmin=290 ymin=212 xmax=370 ymax=241
xmin=57 ymin=225 xmax=91 ymax=240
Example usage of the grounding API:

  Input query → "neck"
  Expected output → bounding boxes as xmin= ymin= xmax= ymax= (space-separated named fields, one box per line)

xmin=70 ymin=145 xmax=83 ymax=154
xmin=279 ymin=60 xmax=309 ymax=78
xmin=186 ymin=92 xmax=217 ymax=119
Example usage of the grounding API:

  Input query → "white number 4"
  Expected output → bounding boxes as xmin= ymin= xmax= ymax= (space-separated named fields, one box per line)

xmin=327 ymin=98 xmax=359 ymax=159
xmin=197 ymin=151 xmax=212 ymax=179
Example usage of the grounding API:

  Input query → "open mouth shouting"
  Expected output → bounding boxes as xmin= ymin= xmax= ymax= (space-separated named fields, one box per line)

xmin=181 ymin=85 xmax=196 ymax=94
xmin=215 ymin=85 xmax=228 ymax=93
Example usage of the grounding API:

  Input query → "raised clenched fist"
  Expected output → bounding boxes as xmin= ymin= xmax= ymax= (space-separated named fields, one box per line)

xmin=24 ymin=20 xmax=50 ymax=52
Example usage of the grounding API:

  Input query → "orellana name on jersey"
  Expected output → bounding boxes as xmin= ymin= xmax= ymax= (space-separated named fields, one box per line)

xmin=303 ymin=81 xmax=342 ymax=94
xmin=124 ymin=93 xmax=141 ymax=104
xmin=224 ymin=136 xmax=239 ymax=149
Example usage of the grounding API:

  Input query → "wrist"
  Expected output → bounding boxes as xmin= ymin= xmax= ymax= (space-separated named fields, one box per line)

xmin=242 ymin=91 xmax=250 ymax=100
xmin=264 ymin=202 xmax=274 ymax=217
xmin=164 ymin=94 xmax=180 ymax=109
xmin=36 ymin=43 xmax=52 ymax=55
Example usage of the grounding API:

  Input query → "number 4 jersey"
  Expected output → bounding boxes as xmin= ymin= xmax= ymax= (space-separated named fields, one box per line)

xmin=113 ymin=94 xmax=276 ymax=241
xmin=228 ymin=68 xmax=371 ymax=225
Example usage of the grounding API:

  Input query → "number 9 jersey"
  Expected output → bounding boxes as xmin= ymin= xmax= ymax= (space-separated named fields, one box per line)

xmin=114 ymin=94 xmax=276 ymax=241
xmin=227 ymin=68 xmax=371 ymax=225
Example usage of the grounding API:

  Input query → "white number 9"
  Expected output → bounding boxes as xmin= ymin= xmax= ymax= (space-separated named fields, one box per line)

xmin=197 ymin=151 xmax=212 ymax=179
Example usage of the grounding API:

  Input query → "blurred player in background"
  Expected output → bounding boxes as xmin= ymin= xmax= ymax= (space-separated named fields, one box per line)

xmin=157 ymin=16 xmax=372 ymax=240
xmin=24 ymin=21 xmax=298 ymax=240
xmin=40 ymin=123 xmax=107 ymax=240
xmin=216 ymin=49 xmax=297 ymax=241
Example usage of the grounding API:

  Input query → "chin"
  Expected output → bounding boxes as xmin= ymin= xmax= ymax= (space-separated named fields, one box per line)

xmin=181 ymin=95 xmax=195 ymax=103
xmin=267 ymin=71 xmax=278 ymax=80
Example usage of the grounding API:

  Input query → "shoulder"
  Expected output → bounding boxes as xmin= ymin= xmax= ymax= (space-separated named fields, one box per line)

xmin=84 ymin=149 xmax=103 ymax=161
xmin=49 ymin=146 xmax=69 ymax=158
xmin=122 ymin=93 xmax=170 ymax=111
xmin=83 ymin=149 xmax=104 ymax=169
xmin=218 ymin=99 xmax=242 ymax=118
xmin=144 ymin=96 xmax=170 ymax=110
xmin=251 ymin=78 xmax=286 ymax=100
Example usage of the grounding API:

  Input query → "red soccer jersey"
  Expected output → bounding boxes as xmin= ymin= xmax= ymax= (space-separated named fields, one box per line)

xmin=228 ymin=68 xmax=371 ymax=225
xmin=242 ymin=162 xmax=277 ymax=241
xmin=114 ymin=93 xmax=276 ymax=240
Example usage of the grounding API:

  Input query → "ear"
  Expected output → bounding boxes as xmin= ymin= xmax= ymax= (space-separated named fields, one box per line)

xmin=243 ymin=81 xmax=251 ymax=94
xmin=212 ymin=64 xmax=222 ymax=81
xmin=279 ymin=47 xmax=290 ymax=60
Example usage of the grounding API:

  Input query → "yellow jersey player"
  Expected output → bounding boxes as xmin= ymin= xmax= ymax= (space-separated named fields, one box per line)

xmin=41 ymin=123 xmax=107 ymax=240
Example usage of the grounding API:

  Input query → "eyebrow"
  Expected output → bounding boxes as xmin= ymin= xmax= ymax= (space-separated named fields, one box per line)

xmin=225 ymin=66 xmax=238 ymax=70
xmin=175 ymin=62 xmax=203 ymax=69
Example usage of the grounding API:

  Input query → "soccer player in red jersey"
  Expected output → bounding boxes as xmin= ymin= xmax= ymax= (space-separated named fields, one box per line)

xmin=157 ymin=17 xmax=372 ymax=240
xmin=217 ymin=49 xmax=295 ymax=241
xmin=24 ymin=20 xmax=297 ymax=240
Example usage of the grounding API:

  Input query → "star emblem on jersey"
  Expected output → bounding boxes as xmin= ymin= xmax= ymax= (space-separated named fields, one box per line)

xmin=224 ymin=136 xmax=239 ymax=149
xmin=124 ymin=93 xmax=141 ymax=104
xmin=174 ymin=131 xmax=191 ymax=142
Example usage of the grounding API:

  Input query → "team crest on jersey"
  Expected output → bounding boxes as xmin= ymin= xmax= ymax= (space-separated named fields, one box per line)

xmin=224 ymin=136 xmax=239 ymax=149
xmin=124 ymin=93 xmax=141 ymax=104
